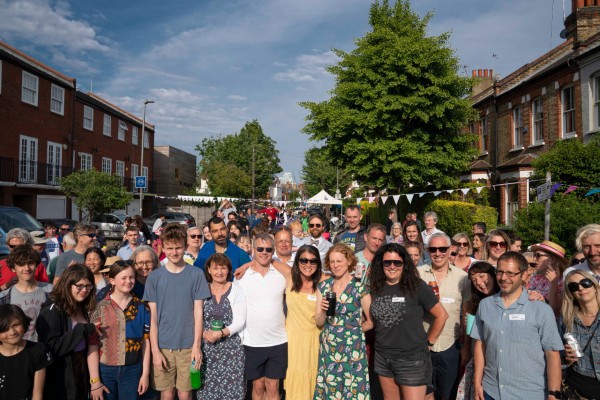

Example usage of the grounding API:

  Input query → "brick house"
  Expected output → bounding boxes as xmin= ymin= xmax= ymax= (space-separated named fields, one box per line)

xmin=464 ymin=0 xmax=600 ymax=224
xmin=0 ymin=40 xmax=155 ymax=219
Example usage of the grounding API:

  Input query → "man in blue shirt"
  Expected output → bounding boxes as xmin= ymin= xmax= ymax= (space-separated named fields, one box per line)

xmin=471 ymin=251 xmax=563 ymax=400
xmin=193 ymin=217 xmax=250 ymax=275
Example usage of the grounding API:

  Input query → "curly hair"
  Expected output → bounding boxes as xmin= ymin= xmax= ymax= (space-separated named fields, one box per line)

xmin=49 ymin=264 xmax=96 ymax=316
xmin=369 ymin=243 xmax=421 ymax=296
xmin=291 ymin=245 xmax=322 ymax=293
xmin=6 ymin=245 xmax=40 ymax=270
xmin=324 ymin=243 xmax=357 ymax=273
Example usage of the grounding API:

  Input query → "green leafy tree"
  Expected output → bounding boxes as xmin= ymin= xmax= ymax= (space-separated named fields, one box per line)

xmin=302 ymin=147 xmax=353 ymax=197
xmin=300 ymin=0 xmax=477 ymax=191
xmin=196 ymin=120 xmax=282 ymax=197
xmin=59 ymin=170 xmax=133 ymax=222
xmin=532 ymin=137 xmax=600 ymax=188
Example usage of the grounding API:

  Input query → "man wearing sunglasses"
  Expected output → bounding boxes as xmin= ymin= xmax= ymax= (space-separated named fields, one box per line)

xmin=564 ymin=224 xmax=600 ymax=282
xmin=303 ymin=214 xmax=332 ymax=263
xmin=418 ymin=232 xmax=470 ymax=400
xmin=471 ymin=252 xmax=563 ymax=400
xmin=237 ymin=233 xmax=287 ymax=400
xmin=194 ymin=217 xmax=251 ymax=277
xmin=53 ymin=224 xmax=97 ymax=284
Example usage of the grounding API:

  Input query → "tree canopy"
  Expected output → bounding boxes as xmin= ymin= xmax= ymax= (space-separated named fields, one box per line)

xmin=59 ymin=169 xmax=133 ymax=221
xmin=196 ymin=120 xmax=282 ymax=198
xmin=300 ymin=0 xmax=477 ymax=191
xmin=302 ymin=147 xmax=353 ymax=198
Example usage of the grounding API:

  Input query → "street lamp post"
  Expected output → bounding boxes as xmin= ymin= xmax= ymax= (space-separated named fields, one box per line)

xmin=139 ymin=100 xmax=154 ymax=216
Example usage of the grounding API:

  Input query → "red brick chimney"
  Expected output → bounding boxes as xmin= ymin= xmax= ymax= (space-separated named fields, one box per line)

xmin=565 ymin=0 xmax=600 ymax=47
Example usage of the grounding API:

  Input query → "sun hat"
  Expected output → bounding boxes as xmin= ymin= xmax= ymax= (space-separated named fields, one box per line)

xmin=531 ymin=240 xmax=566 ymax=260
xmin=99 ymin=256 xmax=123 ymax=273
xmin=31 ymin=231 xmax=48 ymax=245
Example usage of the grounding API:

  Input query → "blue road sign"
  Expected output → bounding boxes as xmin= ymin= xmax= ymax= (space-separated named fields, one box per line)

xmin=135 ymin=176 xmax=147 ymax=189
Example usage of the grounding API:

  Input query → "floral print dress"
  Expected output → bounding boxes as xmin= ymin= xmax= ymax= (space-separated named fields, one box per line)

xmin=313 ymin=278 xmax=370 ymax=400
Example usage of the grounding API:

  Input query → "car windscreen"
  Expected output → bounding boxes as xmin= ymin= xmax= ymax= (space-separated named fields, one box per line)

xmin=0 ymin=209 xmax=43 ymax=232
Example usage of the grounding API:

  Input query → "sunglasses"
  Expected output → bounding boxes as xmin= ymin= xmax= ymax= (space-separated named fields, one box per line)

xmin=533 ymin=252 xmax=549 ymax=260
xmin=528 ymin=262 xmax=537 ymax=268
xmin=82 ymin=233 xmax=97 ymax=238
xmin=298 ymin=258 xmax=319 ymax=266
xmin=427 ymin=246 xmax=449 ymax=254
xmin=457 ymin=242 xmax=469 ymax=247
xmin=309 ymin=223 xmax=322 ymax=228
xmin=189 ymin=234 xmax=203 ymax=239
xmin=256 ymin=247 xmax=273 ymax=253
xmin=382 ymin=260 xmax=404 ymax=267
xmin=571 ymin=257 xmax=586 ymax=266
xmin=489 ymin=241 xmax=507 ymax=248
xmin=73 ymin=284 xmax=93 ymax=292
xmin=567 ymin=278 xmax=595 ymax=293
xmin=450 ymin=252 xmax=458 ymax=257
xmin=60 ymin=227 xmax=70 ymax=231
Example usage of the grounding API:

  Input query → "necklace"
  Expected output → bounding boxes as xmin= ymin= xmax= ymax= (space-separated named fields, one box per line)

xmin=579 ymin=311 xmax=598 ymax=318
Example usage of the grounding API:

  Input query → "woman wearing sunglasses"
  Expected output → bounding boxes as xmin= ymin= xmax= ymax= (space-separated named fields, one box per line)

xmin=560 ymin=270 xmax=600 ymax=398
xmin=528 ymin=241 xmax=567 ymax=316
xmin=480 ymin=230 xmax=511 ymax=267
xmin=369 ymin=243 xmax=448 ymax=400
xmin=36 ymin=264 xmax=97 ymax=399
xmin=452 ymin=233 xmax=476 ymax=272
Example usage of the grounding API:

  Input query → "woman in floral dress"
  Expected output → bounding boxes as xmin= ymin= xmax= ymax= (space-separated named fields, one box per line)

xmin=314 ymin=243 xmax=372 ymax=400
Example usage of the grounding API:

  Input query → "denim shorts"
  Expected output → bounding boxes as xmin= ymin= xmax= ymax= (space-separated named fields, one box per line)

xmin=374 ymin=349 xmax=431 ymax=387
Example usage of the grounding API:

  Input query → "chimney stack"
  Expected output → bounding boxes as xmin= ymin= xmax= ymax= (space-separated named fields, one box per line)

xmin=566 ymin=0 xmax=600 ymax=47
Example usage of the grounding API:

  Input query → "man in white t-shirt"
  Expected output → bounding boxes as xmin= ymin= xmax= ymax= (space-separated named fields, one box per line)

xmin=43 ymin=222 xmax=61 ymax=262
xmin=237 ymin=233 xmax=287 ymax=400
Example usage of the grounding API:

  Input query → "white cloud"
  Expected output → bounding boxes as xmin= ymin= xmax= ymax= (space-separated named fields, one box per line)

xmin=273 ymin=51 xmax=338 ymax=82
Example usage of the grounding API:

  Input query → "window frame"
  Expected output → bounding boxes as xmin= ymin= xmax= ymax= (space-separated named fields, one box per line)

xmin=19 ymin=135 xmax=38 ymax=183
xmin=50 ymin=84 xmax=65 ymax=115
xmin=132 ymin=126 xmax=139 ymax=146
xmin=531 ymin=97 xmax=544 ymax=144
xmin=118 ymin=121 xmax=127 ymax=141
xmin=83 ymin=105 xmax=94 ymax=131
xmin=80 ymin=153 xmax=93 ymax=171
xmin=21 ymin=71 xmax=39 ymax=106
xmin=47 ymin=141 xmax=63 ymax=185
xmin=562 ymin=85 xmax=576 ymax=138
xmin=101 ymin=157 xmax=112 ymax=174
xmin=513 ymin=105 xmax=523 ymax=148
xmin=480 ymin=116 xmax=488 ymax=153
xmin=103 ymin=114 xmax=112 ymax=136
xmin=143 ymin=130 xmax=149 ymax=149
xmin=116 ymin=160 xmax=125 ymax=184
xmin=593 ymin=75 xmax=600 ymax=130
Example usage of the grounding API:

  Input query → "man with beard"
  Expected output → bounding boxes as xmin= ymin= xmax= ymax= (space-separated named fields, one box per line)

xmin=303 ymin=214 xmax=332 ymax=263
xmin=194 ymin=217 xmax=250 ymax=276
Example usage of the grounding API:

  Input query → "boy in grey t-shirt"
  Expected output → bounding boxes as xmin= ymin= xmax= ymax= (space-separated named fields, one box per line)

xmin=143 ymin=224 xmax=210 ymax=400
xmin=0 ymin=246 xmax=53 ymax=341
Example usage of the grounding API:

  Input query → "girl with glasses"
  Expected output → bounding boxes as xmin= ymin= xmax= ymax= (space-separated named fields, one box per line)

xmin=369 ymin=243 xmax=448 ymax=400
xmin=36 ymin=264 xmax=97 ymax=399
xmin=560 ymin=270 xmax=600 ymax=398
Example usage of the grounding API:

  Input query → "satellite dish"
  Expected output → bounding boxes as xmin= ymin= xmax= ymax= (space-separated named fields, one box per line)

xmin=560 ymin=28 xmax=568 ymax=39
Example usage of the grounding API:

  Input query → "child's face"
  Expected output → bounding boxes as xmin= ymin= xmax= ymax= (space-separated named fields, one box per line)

xmin=238 ymin=239 xmax=252 ymax=254
xmin=71 ymin=279 xmax=93 ymax=302
xmin=163 ymin=239 xmax=185 ymax=265
xmin=109 ymin=267 xmax=136 ymax=295
xmin=0 ymin=318 xmax=25 ymax=345
xmin=13 ymin=262 xmax=37 ymax=283
xmin=292 ymin=229 xmax=303 ymax=238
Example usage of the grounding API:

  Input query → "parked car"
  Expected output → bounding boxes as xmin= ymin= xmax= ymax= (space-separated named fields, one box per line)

xmin=0 ymin=206 xmax=44 ymax=258
xmin=38 ymin=218 xmax=79 ymax=229
xmin=91 ymin=213 xmax=127 ymax=240
xmin=146 ymin=212 xmax=194 ymax=228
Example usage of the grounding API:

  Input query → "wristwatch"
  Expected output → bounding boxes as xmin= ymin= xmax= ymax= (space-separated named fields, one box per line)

xmin=90 ymin=377 xmax=101 ymax=384
xmin=548 ymin=390 xmax=562 ymax=399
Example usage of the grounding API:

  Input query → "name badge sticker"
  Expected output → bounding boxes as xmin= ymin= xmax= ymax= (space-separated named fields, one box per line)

xmin=392 ymin=297 xmax=405 ymax=303
xmin=307 ymin=295 xmax=317 ymax=302
xmin=441 ymin=297 xmax=455 ymax=304
xmin=509 ymin=314 xmax=526 ymax=321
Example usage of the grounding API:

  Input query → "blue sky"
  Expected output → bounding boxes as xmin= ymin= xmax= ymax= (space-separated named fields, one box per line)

xmin=0 ymin=0 xmax=570 ymax=181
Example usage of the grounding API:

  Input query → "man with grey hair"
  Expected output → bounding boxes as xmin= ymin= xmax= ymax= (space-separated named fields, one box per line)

xmin=53 ymin=224 xmax=97 ymax=283
xmin=563 ymin=223 xmax=600 ymax=282
xmin=0 ymin=228 xmax=49 ymax=289
xmin=236 ymin=233 xmax=287 ymax=400
xmin=421 ymin=211 xmax=444 ymax=246
xmin=418 ymin=232 xmax=470 ymax=400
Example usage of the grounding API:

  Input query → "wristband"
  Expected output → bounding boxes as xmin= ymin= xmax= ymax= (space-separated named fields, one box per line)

xmin=427 ymin=341 xmax=435 ymax=347
xmin=90 ymin=377 xmax=101 ymax=384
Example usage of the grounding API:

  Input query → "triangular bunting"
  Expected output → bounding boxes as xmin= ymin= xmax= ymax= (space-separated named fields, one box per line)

xmin=380 ymin=196 xmax=388 ymax=204
xmin=549 ymin=183 xmax=562 ymax=197
xmin=446 ymin=190 xmax=454 ymax=194
xmin=356 ymin=198 xmax=362 ymax=204
xmin=432 ymin=191 xmax=441 ymax=197
xmin=564 ymin=185 xmax=579 ymax=195
xmin=475 ymin=186 xmax=484 ymax=193
xmin=460 ymin=188 xmax=470 ymax=195
xmin=392 ymin=195 xmax=400 ymax=204
xmin=405 ymin=194 xmax=414 ymax=204
xmin=368 ymin=196 xmax=376 ymax=203
xmin=585 ymin=189 xmax=600 ymax=197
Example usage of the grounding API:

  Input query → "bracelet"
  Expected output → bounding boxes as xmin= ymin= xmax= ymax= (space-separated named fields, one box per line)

xmin=91 ymin=384 xmax=105 ymax=391
xmin=220 ymin=329 xmax=225 ymax=337
xmin=427 ymin=341 xmax=435 ymax=347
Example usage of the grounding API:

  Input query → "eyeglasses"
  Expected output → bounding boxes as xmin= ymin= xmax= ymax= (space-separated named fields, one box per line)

xmin=533 ymin=252 xmax=549 ymax=260
xmin=457 ymin=242 xmax=469 ymax=247
xmin=528 ymin=262 xmax=537 ymax=268
xmin=450 ymin=252 xmax=458 ymax=257
xmin=82 ymin=233 xmax=97 ymax=238
xmin=298 ymin=258 xmax=319 ymax=266
xmin=382 ymin=260 xmax=404 ymax=268
xmin=427 ymin=246 xmax=449 ymax=254
xmin=309 ymin=224 xmax=322 ymax=228
xmin=189 ymin=234 xmax=203 ymax=239
xmin=571 ymin=257 xmax=586 ymax=266
xmin=73 ymin=284 xmax=93 ymax=292
xmin=495 ymin=270 xmax=521 ymax=278
xmin=567 ymin=278 xmax=595 ymax=293
xmin=256 ymin=247 xmax=273 ymax=253
xmin=489 ymin=241 xmax=507 ymax=249
xmin=60 ymin=227 xmax=70 ymax=231
xmin=135 ymin=261 xmax=154 ymax=268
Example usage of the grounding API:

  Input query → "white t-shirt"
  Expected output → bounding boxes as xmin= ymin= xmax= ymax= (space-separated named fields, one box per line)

xmin=45 ymin=237 xmax=61 ymax=261
xmin=236 ymin=265 xmax=287 ymax=347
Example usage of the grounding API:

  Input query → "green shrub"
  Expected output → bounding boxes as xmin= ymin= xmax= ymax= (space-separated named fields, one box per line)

xmin=512 ymin=195 xmax=600 ymax=255
xmin=428 ymin=199 xmax=497 ymax=236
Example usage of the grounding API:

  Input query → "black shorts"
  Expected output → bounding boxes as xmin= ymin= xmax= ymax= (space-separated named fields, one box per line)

xmin=374 ymin=349 xmax=431 ymax=387
xmin=244 ymin=343 xmax=288 ymax=380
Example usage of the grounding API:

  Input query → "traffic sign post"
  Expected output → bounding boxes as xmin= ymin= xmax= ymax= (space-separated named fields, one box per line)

xmin=536 ymin=182 xmax=553 ymax=202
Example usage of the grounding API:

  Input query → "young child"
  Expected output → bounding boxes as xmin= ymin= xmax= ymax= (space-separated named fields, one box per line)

xmin=0 ymin=304 xmax=52 ymax=400
xmin=289 ymin=220 xmax=305 ymax=252
xmin=88 ymin=260 xmax=151 ymax=400
xmin=0 ymin=246 xmax=53 ymax=342
xmin=143 ymin=224 xmax=210 ymax=400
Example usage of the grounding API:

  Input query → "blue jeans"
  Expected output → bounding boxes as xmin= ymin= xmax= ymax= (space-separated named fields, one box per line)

xmin=100 ymin=362 xmax=143 ymax=400
xmin=483 ymin=392 xmax=495 ymax=400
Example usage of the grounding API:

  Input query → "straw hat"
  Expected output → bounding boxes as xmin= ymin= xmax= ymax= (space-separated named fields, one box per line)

xmin=531 ymin=241 xmax=566 ymax=260
xmin=99 ymin=256 xmax=123 ymax=273
xmin=31 ymin=230 xmax=48 ymax=245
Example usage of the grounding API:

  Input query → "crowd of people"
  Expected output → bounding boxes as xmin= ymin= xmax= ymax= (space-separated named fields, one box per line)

xmin=0 ymin=203 xmax=598 ymax=400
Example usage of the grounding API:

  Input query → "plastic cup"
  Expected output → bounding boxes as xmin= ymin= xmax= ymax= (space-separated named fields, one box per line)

xmin=466 ymin=313 xmax=475 ymax=335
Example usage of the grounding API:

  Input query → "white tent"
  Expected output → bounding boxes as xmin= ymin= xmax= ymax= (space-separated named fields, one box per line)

xmin=306 ymin=190 xmax=342 ymax=205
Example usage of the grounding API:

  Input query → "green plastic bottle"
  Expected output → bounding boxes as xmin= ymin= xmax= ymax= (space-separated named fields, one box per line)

xmin=190 ymin=360 xmax=202 ymax=389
